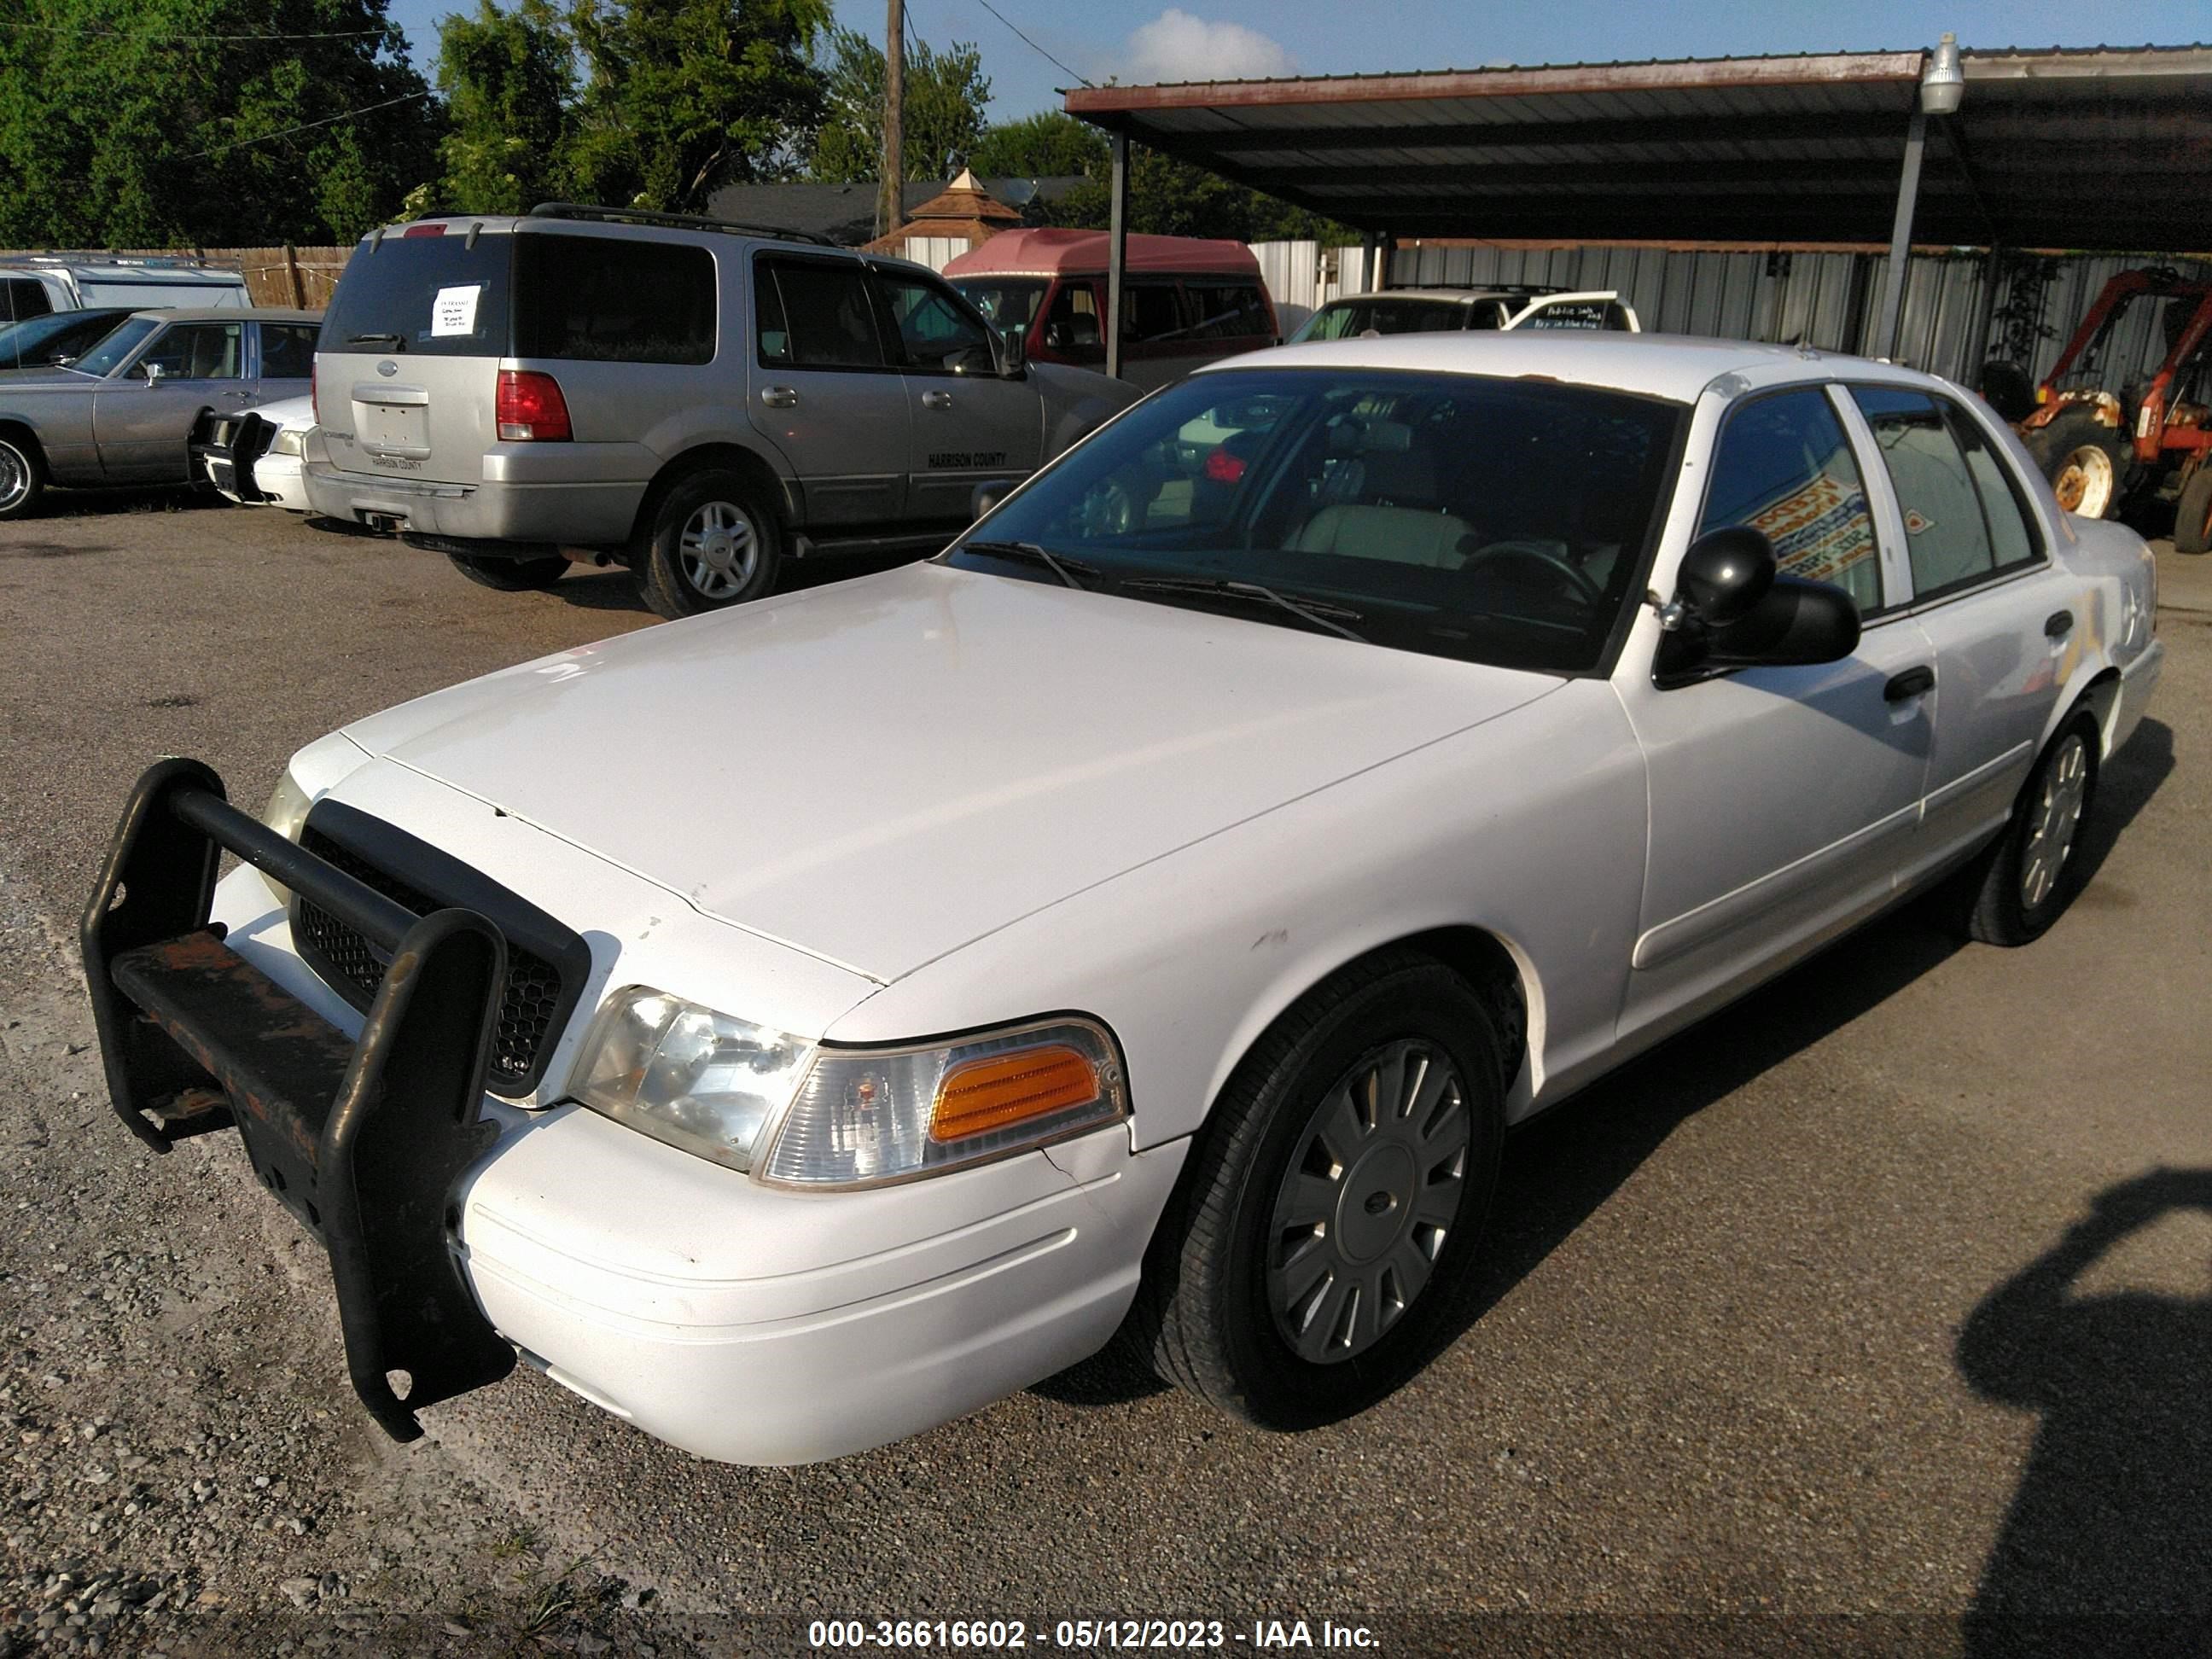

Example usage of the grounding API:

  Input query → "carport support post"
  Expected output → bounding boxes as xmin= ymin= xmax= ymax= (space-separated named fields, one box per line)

xmin=1106 ymin=130 xmax=1129 ymax=381
xmin=1873 ymin=108 xmax=1928 ymax=362
xmin=1967 ymin=243 xmax=2005 ymax=388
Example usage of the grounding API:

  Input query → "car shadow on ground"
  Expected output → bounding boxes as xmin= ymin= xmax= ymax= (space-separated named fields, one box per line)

xmin=1035 ymin=715 xmax=2177 ymax=1411
xmin=1955 ymin=1167 xmax=2212 ymax=1656
xmin=29 ymin=484 xmax=229 ymax=520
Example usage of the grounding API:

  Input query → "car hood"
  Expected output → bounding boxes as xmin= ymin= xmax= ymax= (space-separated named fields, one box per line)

xmin=341 ymin=562 xmax=1561 ymax=982
xmin=244 ymin=393 xmax=313 ymax=429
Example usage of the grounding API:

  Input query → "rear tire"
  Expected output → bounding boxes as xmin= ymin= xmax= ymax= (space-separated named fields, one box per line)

xmin=636 ymin=469 xmax=781 ymax=620
xmin=1960 ymin=713 xmax=2101 ymax=947
xmin=2024 ymin=408 xmax=2131 ymax=521
xmin=2174 ymin=467 xmax=2212 ymax=556
xmin=1132 ymin=952 xmax=1505 ymax=1430
xmin=0 ymin=431 xmax=47 ymax=521
xmin=445 ymin=551 xmax=568 ymax=591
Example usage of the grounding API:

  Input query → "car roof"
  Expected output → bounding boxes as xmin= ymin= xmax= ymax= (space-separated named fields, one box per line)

xmin=125 ymin=306 xmax=323 ymax=323
xmin=1204 ymin=329 xmax=1933 ymax=404
xmin=946 ymin=228 xmax=1263 ymax=279
xmin=1318 ymin=289 xmax=1551 ymax=306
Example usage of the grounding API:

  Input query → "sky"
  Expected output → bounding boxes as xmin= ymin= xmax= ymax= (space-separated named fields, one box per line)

xmin=381 ymin=0 xmax=2210 ymax=123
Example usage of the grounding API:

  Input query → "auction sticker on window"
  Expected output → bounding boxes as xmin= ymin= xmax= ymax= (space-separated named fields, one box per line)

xmin=431 ymin=285 xmax=482 ymax=337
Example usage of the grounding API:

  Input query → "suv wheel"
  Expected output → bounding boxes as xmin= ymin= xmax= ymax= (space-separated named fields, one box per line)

xmin=0 ymin=431 xmax=47 ymax=521
xmin=445 ymin=551 xmax=568 ymax=591
xmin=638 ymin=470 xmax=781 ymax=619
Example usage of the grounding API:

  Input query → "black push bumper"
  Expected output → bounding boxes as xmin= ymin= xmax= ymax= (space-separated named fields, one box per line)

xmin=188 ymin=410 xmax=278 ymax=503
xmin=79 ymin=760 xmax=516 ymax=1440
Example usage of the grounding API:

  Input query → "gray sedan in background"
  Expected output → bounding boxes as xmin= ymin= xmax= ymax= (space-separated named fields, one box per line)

xmin=0 ymin=306 xmax=321 ymax=519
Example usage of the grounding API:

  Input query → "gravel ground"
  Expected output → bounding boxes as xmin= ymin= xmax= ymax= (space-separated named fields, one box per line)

xmin=0 ymin=489 xmax=2207 ymax=1656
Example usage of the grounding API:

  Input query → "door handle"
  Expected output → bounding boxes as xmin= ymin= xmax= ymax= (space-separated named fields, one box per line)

xmin=759 ymin=386 xmax=799 ymax=409
xmin=1883 ymin=666 xmax=1936 ymax=702
xmin=2044 ymin=608 xmax=2074 ymax=637
xmin=921 ymin=390 xmax=955 ymax=410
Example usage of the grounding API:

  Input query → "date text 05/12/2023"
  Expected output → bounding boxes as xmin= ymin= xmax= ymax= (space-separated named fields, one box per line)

xmin=806 ymin=1619 xmax=1381 ymax=1650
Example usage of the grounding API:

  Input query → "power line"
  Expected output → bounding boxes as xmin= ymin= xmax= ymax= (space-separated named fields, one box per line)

xmin=971 ymin=0 xmax=1093 ymax=88
xmin=0 ymin=20 xmax=390 ymax=42
xmin=185 ymin=90 xmax=434 ymax=160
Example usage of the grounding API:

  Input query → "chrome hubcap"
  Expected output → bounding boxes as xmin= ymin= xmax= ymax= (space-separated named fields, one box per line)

xmin=2021 ymin=734 xmax=2089 ymax=911
xmin=1266 ymin=1039 xmax=1469 ymax=1365
xmin=2055 ymin=446 xmax=2113 ymax=518
xmin=0 ymin=443 xmax=28 ymax=512
xmin=679 ymin=500 xmax=758 ymax=599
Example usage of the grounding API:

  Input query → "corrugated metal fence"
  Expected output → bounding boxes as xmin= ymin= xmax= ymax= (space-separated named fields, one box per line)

xmin=1255 ymin=241 xmax=2209 ymax=388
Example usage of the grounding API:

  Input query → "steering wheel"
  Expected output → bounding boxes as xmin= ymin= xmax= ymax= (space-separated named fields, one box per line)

xmin=1461 ymin=540 xmax=1604 ymax=607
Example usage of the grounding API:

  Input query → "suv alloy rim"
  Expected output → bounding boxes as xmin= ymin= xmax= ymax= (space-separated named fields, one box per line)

xmin=2053 ymin=445 xmax=2114 ymax=517
xmin=2022 ymin=731 xmax=2089 ymax=909
xmin=679 ymin=499 xmax=759 ymax=599
xmin=1266 ymin=1039 xmax=1470 ymax=1364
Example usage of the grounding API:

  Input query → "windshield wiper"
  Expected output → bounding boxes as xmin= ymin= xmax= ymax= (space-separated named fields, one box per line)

xmin=1118 ymin=576 xmax=1368 ymax=643
xmin=346 ymin=332 xmax=405 ymax=350
xmin=959 ymin=539 xmax=1097 ymax=591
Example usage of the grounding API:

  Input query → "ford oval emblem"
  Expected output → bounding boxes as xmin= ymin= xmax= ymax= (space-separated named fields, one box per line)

xmin=376 ymin=359 xmax=398 ymax=377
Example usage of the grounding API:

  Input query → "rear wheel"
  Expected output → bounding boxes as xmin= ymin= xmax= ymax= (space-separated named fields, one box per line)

xmin=1133 ymin=952 xmax=1506 ymax=1429
xmin=0 ymin=431 xmax=47 ymax=521
xmin=2025 ymin=408 xmax=2131 ymax=520
xmin=637 ymin=469 xmax=781 ymax=620
xmin=1960 ymin=713 xmax=2101 ymax=946
xmin=445 ymin=551 xmax=569 ymax=591
xmin=2174 ymin=466 xmax=2212 ymax=556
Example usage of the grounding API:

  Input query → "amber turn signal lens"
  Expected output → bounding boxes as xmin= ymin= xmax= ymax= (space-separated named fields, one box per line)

xmin=931 ymin=1045 xmax=1099 ymax=1144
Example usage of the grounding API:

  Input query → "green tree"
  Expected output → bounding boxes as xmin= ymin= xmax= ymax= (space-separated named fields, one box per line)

xmin=808 ymin=24 xmax=990 ymax=185
xmin=969 ymin=110 xmax=1107 ymax=179
xmin=0 ymin=0 xmax=440 ymax=247
xmin=1039 ymin=146 xmax=1348 ymax=242
xmin=564 ymin=0 xmax=830 ymax=214
xmin=435 ymin=0 xmax=577 ymax=215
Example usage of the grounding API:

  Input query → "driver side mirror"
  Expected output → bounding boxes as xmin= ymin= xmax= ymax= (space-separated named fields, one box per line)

xmin=994 ymin=324 xmax=1027 ymax=377
xmin=1656 ymin=526 xmax=1860 ymax=686
xmin=970 ymin=478 xmax=1018 ymax=521
xmin=141 ymin=360 xmax=166 ymax=384
xmin=1043 ymin=322 xmax=1071 ymax=351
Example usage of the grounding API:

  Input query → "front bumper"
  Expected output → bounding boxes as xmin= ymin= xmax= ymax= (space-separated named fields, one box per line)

xmin=190 ymin=410 xmax=296 ymax=506
xmin=86 ymin=760 xmax=1179 ymax=1463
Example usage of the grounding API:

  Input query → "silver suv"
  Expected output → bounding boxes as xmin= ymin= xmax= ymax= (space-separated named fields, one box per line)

xmin=305 ymin=204 xmax=1139 ymax=617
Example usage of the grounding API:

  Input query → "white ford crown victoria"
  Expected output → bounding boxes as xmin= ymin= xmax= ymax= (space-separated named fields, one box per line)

xmin=83 ymin=333 xmax=2162 ymax=1464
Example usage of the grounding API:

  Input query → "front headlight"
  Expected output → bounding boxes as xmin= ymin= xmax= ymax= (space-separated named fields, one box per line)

xmin=260 ymin=766 xmax=313 ymax=901
xmin=271 ymin=428 xmax=305 ymax=457
xmin=568 ymin=988 xmax=1126 ymax=1186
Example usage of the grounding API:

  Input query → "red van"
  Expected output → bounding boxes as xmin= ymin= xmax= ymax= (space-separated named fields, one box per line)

xmin=945 ymin=230 xmax=1278 ymax=390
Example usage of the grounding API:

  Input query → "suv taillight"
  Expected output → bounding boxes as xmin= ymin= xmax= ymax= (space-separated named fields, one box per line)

xmin=497 ymin=370 xmax=571 ymax=442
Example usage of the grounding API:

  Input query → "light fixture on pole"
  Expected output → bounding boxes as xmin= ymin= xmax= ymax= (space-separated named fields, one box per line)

xmin=1920 ymin=32 xmax=1965 ymax=116
xmin=1876 ymin=32 xmax=1965 ymax=361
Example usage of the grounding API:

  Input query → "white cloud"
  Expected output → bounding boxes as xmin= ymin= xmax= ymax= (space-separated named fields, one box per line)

xmin=1123 ymin=9 xmax=1298 ymax=84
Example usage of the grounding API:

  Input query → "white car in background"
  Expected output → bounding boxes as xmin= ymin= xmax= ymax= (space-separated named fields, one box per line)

xmin=84 ymin=332 xmax=2162 ymax=1466
xmin=189 ymin=394 xmax=313 ymax=511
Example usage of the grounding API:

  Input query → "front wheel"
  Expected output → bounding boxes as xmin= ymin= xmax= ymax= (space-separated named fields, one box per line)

xmin=1960 ymin=713 xmax=2101 ymax=946
xmin=2174 ymin=466 xmax=2212 ymax=556
xmin=0 ymin=431 xmax=47 ymax=521
xmin=1134 ymin=952 xmax=1506 ymax=1429
xmin=637 ymin=469 xmax=781 ymax=620
xmin=445 ymin=550 xmax=569 ymax=591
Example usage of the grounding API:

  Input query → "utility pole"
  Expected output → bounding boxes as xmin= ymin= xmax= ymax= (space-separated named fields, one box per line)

xmin=877 ymin=0 xmax=905 ymax=240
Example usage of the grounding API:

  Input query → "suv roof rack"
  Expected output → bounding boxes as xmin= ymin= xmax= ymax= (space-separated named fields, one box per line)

xmin=1377 ymin=282 xmax=1569 ymax=296
xmin=0 ymin=253 xmax=232 ymax=271
xmin=527 ymin=202 xmax=835 ymax=248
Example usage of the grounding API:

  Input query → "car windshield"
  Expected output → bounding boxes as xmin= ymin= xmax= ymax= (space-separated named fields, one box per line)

xmin=951 ymin=278 xmax=1048 ymax=332
xmin=72 ymin=317 xmax=160 ymax=377
xmin=0 ymin=308 xmax=131 ymax=370
xmin=947 ymin=368 xmax=1685 ymax=675
xmin=1294 ymin=300 xmax=1479 ymax=342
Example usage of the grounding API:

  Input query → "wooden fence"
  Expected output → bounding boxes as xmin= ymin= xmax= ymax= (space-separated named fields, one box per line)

xmin=0 ymin=245 xmax=351 ymax=309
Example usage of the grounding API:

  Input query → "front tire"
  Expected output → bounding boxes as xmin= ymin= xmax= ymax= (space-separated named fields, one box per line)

xmin=2174 ymin=466 xmax=2212 ymax=556
xmin=0 ymin=431 xmax=47 ymax=521
xmin=445 ymin=550 xmax=569 ymax=591
xmin=637 ymin=469 xmax=781 ymax=620
xmin=1961 ymin=713 xmax=2101 ymax=946
xmin=1135 ymin=952 xmax=1506 ymax=1429
xmin=2024 ymin=408 xmax=2131 ymax=521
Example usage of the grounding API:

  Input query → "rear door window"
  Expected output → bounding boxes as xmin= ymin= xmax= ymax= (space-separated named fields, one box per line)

xmin=514 ymin=233 xmax=715 ymax=364
xmin=1186 ymin=282 xmax=1271 ymax=341
xmin=321 ymin=232 xmax=513 ymax=357
xmin=1848 ymin=387 xmax=2044 ymax=600
xmin=756 ymin=258 xmax=887 ymax=370
xmin=258 ymin=323 xmax=319 ymax=379
xmin=1122 ymin=282 xmax=1187 ymax=343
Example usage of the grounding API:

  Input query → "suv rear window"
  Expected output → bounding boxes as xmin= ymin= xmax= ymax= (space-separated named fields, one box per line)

xmin=323 ymin=233 xmax=514 ymax=358
xmin=515 ymin=233 xmax=715 ymax=364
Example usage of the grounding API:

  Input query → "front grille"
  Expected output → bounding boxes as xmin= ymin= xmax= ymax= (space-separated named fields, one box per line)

xmin=293 ymin=820 xmax=585 ymax=1096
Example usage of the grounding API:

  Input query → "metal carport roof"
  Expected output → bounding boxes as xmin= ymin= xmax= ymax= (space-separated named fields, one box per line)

xmin=1064 ymin=45 xmax=2212 ymax=253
